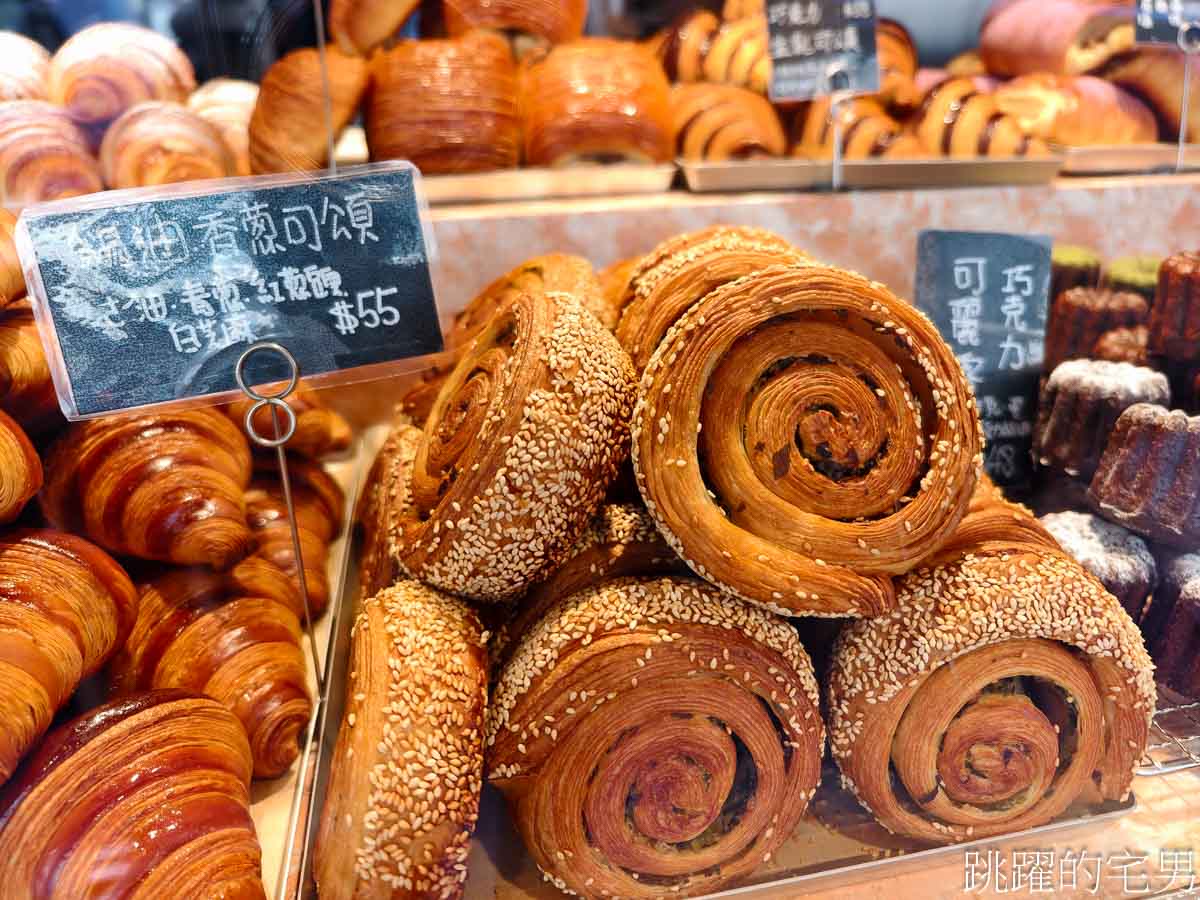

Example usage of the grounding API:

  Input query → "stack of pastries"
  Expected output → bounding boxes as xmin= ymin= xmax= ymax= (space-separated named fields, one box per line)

xmin=325 ymin=224 xmax=1156 ymax=899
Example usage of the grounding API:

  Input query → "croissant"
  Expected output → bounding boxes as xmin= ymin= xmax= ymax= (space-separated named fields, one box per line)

xmin=366 ymin=34 xmax=521 ymax=175
xmin=99 ymin=101 xmax=236 ymax=189
xmin=877 ymin=19 xmax=920 ymax=110
xmin=0 ymin=690 xmax=266 ymax=898
xmin=315 ymin=581 xmax=487 ymax=899
xmin=521 ymin=40 xmax=674 ymax=167
xmin=488 ymin=576 xmax=824 ymax=898
xmin=329 ymin=0 xmax=420 ymax=56
xmin=396 ymin=290 xmax=637 ymax=603
xmin=224 ymin=383 xmax=351 ymax=459
xmin=722 ymin=0 xmax=762 ymax=19
xmin=632 ymin=263 xmax=984 ymax=617
xmin=0 ymin=100 xmax=103 ymax=207
xmin=0 ymin=32 xmax=49 ymax=102
xmin=657 ymin=11 xmax=770 ymax=96
xmin=444 ymin=0 xmax=587 ymax=52
xmin=0 ymin=209 xmax=24 ymax=307
xmin=793 ymin=96 xmax=927 ymax=160
xmin=41 ymin=408 xmax=253 ymax=570
xmin=0 ymin=302 xmax=58 ymax=433
xmin=616 ymin=225 xmax=804 ymax=372
xmin=47 ymin=22 xmax=196 ymax=134
xmin=0 ymin=408 xmax=39 ymax=523
xmin=671 ymin=83 xmax=786 ymax=162
xmin=249 ymin=45 xmax=369 ymax=174
xmin=187 ymin=78 xmax=259 ymax=176
xmin=0 ymin=529 xmax=137 ymax=786
xmin=359 ymin=419 xmax=423 ymax=598
xmin=828 ymin=504 xmax=1155 ymax=843
xmin=912 ymin=77 xmax=1051 ymax=158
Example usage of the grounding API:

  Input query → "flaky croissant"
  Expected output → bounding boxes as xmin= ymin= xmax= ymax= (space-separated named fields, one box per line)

xmin=99 ymin=101 xmax=236 ymax=189
xmin=41 ymin=408 xmax=253 ymax=570
xmin=444 ymin=0 xmax=587 ymax=56
xmin=0 ymin=529 xmax=137 ymax=785
xmin=0 ymin=210 xmax=24 ymax=307
xmin=0 ymin=690 xmax=266 ymax=898
xmin=656 ymin=11 xmax=770 ymax=95
xmin=0 ymin=408 xmax=39 ymax=523
xmin=0 ymin=302 xmax=58 ymax=433
xmin=671 ymin=83 xmax=786 ymax=162
xmin=187 ymin=78 xmax=259 ymax=177
xmin=0 ymin=32 xmax=49 ymax=102
xmin=329 ymin=0 xmax=420 ymax=56
xmin=0 ymin=100 xmax=103 ymax=207
xmin=224 ymin=383 xmax=351 ymax=459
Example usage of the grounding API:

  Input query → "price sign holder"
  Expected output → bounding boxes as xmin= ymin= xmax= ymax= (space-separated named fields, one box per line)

xmin=766 ymin=0 xmax=880 ymax=104
xmin=1135 ymin=2 xmax=1200 ymax=171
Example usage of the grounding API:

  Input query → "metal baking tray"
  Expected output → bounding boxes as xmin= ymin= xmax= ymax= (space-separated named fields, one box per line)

xmin=421 ymin=164 xmax=678 ymax=206
xmin=679 ymin=156 xmax=1065 ymax=193
xmin=1057 ymin=143 xmax=1200 ymax=176
xmin=1137 ymin=686 xmax=1200 ymax=777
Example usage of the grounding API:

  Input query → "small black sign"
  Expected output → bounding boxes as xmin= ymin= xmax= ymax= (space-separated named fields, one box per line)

xmin=766 ymin=0 xmax=880 ymax=102
xmin=1135 ymin=0 xmax=1200 ymax=45
xmin=915 ymin=230 xmax=1052 ymax=493
xmin=18 ymin=162 xmax=442 ymax=418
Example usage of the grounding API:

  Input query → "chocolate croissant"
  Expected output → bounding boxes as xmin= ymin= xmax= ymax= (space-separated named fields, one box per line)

xmin=0 ymin=210 xmax=24 ymax=308
xmin=41 ymin=409 xmax=253 ymax=570
xmin=793 ymin=95 xmax=927 ymax=161
xmin=657 ymin=11 xmax=770 ymax=96
xmin=0 ymin=302 xmax=58 ymax=433
xmin=329 ymin=0 xmax=420 ymax=56
xmin=0 ymin=691 xmax=266 ymax=898
xmin=521 ymin=40 xmax=674 ymax=167
xmin=224 ymin=383 xmax=351 ymax=459
xmin=367 ymin=34 xmax=521 ymax=175
xmin=47 ymin=22 xmax=196 ymax=135
xmin=0 ymin=529 xmax=137 ymax=786
xmin=0 ymin=100 xmax=103 ymax=207
xmin=0 ymin=32 xmax=49 ymax=102
xmin=99 ymin=101 xmax=236 ymax=189
xmin=249 ymin=45 xmax=369 ymax=174
xmin=187 ymin=78 xmax=259 ymax=177
xmin=912 ymin=77 xmax=1050 ymax=158
xmin=444 ymin=0 xmax=587 ymax=55
xmin=315 ymin=581 xmax=487 ymax=899
xmin=671 ymin=83 xmax=786 ymax=162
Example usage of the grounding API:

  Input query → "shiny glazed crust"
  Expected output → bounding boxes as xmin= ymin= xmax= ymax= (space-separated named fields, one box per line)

xmin=329 ymin=0 xmax=421 ymax=56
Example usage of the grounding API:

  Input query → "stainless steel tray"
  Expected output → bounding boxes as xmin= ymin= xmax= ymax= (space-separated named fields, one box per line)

xmin=1137 ymin=686 xmax=1200 ymax=777
xmin=1058 ymin=143 xmax=1200 ymax=176
xmin=423 ymin=164 xmax=677 ymax=206
xmin=679 ymin=156 xmax=1065 ymax=193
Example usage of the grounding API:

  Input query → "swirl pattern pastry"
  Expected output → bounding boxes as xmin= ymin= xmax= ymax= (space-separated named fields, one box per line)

xmin=521 ymin=40 xmax=674 ymax=167
xmin=107 ymin=567 xmax=311 ymax=779
xmin=0 ymin=32 xmax=49 ymax=102
xmin=396 ymin=290 xmax=637 ymax=603
xmin=41 ymin=409 xmax=253 ymax=570
xmin=445 ymin=0 xmax=587 ymax=54
xmin=359 ymin=419 xmax=423 ymax=598
xmin=794 ymin=96 xmax=926 ymax=161
xmin=0 ymin=303 xmax=58 ymax=432
xmin=0 ymin=211 xmax=24 ymax=308
xmin=672 ymin=83 xmax=786 ymax=162
xmin=315 ymin=582 xmax=487 ymax=900
xmin=828 ymin=505 xmax=1155 ymax=843
xmin=99 ymin=101 xmax=236 ymax=189
xmin=0 ymin=100 xmax=103 ymax=207
xmin=488 ymin=576 xmax=824 ymax=898
xmin=187 ymin=78 xmax=259 ymax=177
xmin=0 ymin=691 xmax=265 ymax=899
xmin=657 ymin=11 xmax=770 ymax=96
xmin=632 ymin=264 xmax=984 ymax=617
xmin=912 ymin=78 xmax=1049 ymax=158
xmin=368 ymin=34 xmax=520 ymax=175
xmin=0 ymin=529 xmax=137 ymax=785
xmin=329 ymin=0 xmax=420 ymax=56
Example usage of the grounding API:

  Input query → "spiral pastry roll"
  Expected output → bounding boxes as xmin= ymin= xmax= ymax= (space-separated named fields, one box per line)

xmin=397 ymin=291 xmax=637 ymax=603
xmin=47 ymin=23 xmax=195 ymax=134
xmin=828 ymin=510 xmax=1155 ymax=843
xmin=913 ymin=78 xmax=1050 ymax=158
xmin=0 ymin=210 xmax=23 ymax=308
xmin=521 ymin=40 xmax=674 ymax=167
xmin=359 ymin=419 xmax=423 ymax=598
xmin=329 ymin=0 xmax=420 ymax=56
xmin=0 ymin=530 xmax=137 ymax=786
xmin=633 ymin=264 xmax=983 ymax=618
xmin=0 ymin=303 xmax=57 ymax=433
xmin=100 ymin=101 xmax=236 ymax=189
xmin=794 ymin=96 xmax=926 ymax=161
xmin=672 ymin=83 xmax=786 ymax=162
xmin=315 ymin=582 xmax=487 ymax=900
xmin=249 ymin=46 xmax=368 ymax=174
xmin=0 ymin=101 xmax=103 ymax=207
xmin=0 ymin=691 xmax=265 ymax=898
xmin=445 ymin=0 xmax=587 ymax=56
xmin=225 ymin=383 xmax=351 ymax=459
xmin=188 ymin=78 xmax=258 ymax=176
xmin=41 ymin=409 xmax=253 ymax=570
xmin=0 ymin=32 xmax=49 ymax=102
xmin=489 ymin=576 xmax=823 ymax=898
xmin=657 ymin=11 xmax=770 ymax=95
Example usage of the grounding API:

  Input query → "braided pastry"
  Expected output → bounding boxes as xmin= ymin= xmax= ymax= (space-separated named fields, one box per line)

xmin=0 ymin=210 xmax=24 ymax=307
xmin=41 ymin=409 xmax=253 ymax=570
xmin=225 ymin=384 xmax=351 ymax=459
xmin=0 ymin=303 xmax=58 ymax=433
xmin=315 ymin=582 xmax=487 ymax=899
xmin=444 ymin=0 xmax=587 ymax=55
xmin=912 ymin=78 xmax=1050 ymax=158
xmin=657 ymin=11 xmax=770 ymax=95
xmin=632 ymin=263 xmax=984 ymax=618
xmin=99 ymin=101 xmax=236 ymax=189
xmin=329 ymin=0 xmax=420 ymax=56
xmin=671 ymin=83 xmax=786 ymax=162
xmin=359 ymin=419 xmax=422 ymax=598
xmin=488 ymin=576 xmax=824 ymax=898
xmin=0 ymin=529 xmax=137 ymax=785
xmin=0 ymin=100 xmax=103 ymax=207
xmin=0 ymin=691 xmax=265 ymax=898
xmin=794 ymin=96 xmax=926 ymax=160
xmin=0 ymin=32 xmax=49 ymax=102
xmin=187 ymin=78 xmax=258 ymax=176
xmin=396 ymin=290 xmax=637 ymax=603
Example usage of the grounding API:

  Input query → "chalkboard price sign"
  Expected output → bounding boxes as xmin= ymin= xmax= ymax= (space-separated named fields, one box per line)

xmin=766 ymin=0 xmax=880 ymax=102
xmin=1135 ymin=0 xmax=1200 ymax=44
xmin=17 ymin=161 xmax=443 ymax=419
xmin=915 ymin=229 xmax=1052 ymax=492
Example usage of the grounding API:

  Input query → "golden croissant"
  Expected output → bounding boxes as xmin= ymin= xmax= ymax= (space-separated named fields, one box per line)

xmin=224 ymin=383 xmax=351 ymax=459
xmin=0 ymin=302 xmax=58 ymax=433
xmin=0 ymin=100 xmax=103 ymax=207
xmin=188 ymin=78 xmax=259 ymax=177
xmin=99 ymin=101 xmax=236 ymax=189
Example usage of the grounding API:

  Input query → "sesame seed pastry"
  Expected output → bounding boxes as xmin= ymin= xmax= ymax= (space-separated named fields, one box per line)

xmin=0 ymin=690 xmax=266 ymax=899
xmin=225 ymin=384 xmax=351 ymax=461
xmin=396 ymin=289 xmax=638 ymax=603
xmin=41 ymin=408 xmax=254 ymax=570
xmin=443 ymin=0 xmax=587 ymax=57
xmin=616 ymin=225 xmax=805 ymax=373
xmin=107 ymin=565 xmax=312 ymax=780
xmin=314 ymin=582 xmax=488 ymax=900
xmin=0 ymin=408 xmax=40 ymax=523
xmin=359 ymin=418 xmax=423 ymax=599
xmin=632 ymin=263 xmax=984 ymax=617
xmin=827 ymin=502 xmax=1156 ymax=845
xmin=654 ymin=11 xmax=771 ymax=96
xmin=98 ymin=101 xmax=236 ymax=190
xmin=487 ymin=575 xmax=824 ymax=899
xmin=0 ymin=529 xmax=137 ymax=786
xmin=328 ymin=0 xmax=420 ymax=56
xmin=0 ymin=32 xmax=48 ymax=102
xmin=0 ymin=100 xmax=103 ymax=207
xmin=670 ymin=83 xmax=787 ymax=163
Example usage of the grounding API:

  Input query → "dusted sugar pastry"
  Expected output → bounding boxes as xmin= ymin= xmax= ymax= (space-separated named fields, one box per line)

xmin=248 ymin=46 xmax=368 ymax=174
xmin=187 ymin=78 xmax=258 ymax=177
xmin=521 ymin=40 xmax=673 ymax=167
xmin=444 ymin=0 xmax=587 ymax=55
xmin=656 ymin=11 xmax=770 ymax=96
xmin=0 ymin=32 xmax=48 ymax=101
xmin=1051 ymin=244 xmax=1102 ymax=304
xmin=1102 ymin=47 xmax=1200 ymax=142
xmin=0 ymin=100 xmax=103 ymax=206
xmin=368 ymin=34 xmax=520 ymax=175
xmin=1143 ymin=553 xmax=1200 ymax=698
xmin=395 ymin=290 xmax=637 ymax=603
xmin=0 ymin=530 xmax=137 ymax=785
xmin=1041 ymin=510 xmax=1157 ymax=620
xmin=0 ymin=691 xmax=265 ymax=899
xmin=1033 ymin=360 xmax=1169 ymax=479
xmin=1102 ymin=254 xmax=1160 ymax=303
xmin=1089 ymin=403 xmax=1200 ymax=548
xmin=793 ymin=96 xmax=926 ymax=160
xmin=1045 ymin=286 xmax=1149 ymax=371
xmin=358 ymin=419 xmax=423 ymax=598
xmin=671 ymin=83 xmax=786 ymax=162
xmin=828 ymin=503 xmax=1155 ymax=844
xmin=993 ymin=74 xmax=1157 ymax=146
xmin=912 ymin=77 xmax=1049 ymax=158
xmin=1093 ymin=325 xmax=1149 ymax=366
xmin=980 ymin=0 xmax=1133 ymax=77
xmin=99 ymin=101 xmax=236 ymax=189
xmin=1150 ymin=251 xmax=1200 ymax=364
xmin=632 ymin=263 xmax=983 ymax=618
xmin=315 ymin=582 xmax=487 ymax=900
xmin=329 ymin=0 xmax=420 ymax=56
xmin=488 ymin=576 xmax=824 ymax=899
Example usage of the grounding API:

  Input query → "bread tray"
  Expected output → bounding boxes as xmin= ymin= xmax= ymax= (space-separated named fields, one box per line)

xmin=421 ymin=164 xmax=677 ymax=206
xmin=679 ymin=156 xmax=1064 ymax=193
xmin=1057 ymin=143 xmax=1200 ymax=176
